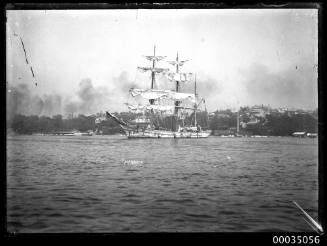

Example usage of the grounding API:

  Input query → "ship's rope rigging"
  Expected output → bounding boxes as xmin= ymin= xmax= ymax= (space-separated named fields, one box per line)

xmin=124 ymin=47 xmax=208 ymax=130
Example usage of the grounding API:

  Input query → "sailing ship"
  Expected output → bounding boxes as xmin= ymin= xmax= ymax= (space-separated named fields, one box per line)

xmin=103 ymin=46 xmax=211 ymax=138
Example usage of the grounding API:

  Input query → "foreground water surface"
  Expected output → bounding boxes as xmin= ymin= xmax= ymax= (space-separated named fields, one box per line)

xmin=7 ymin=135 xmax=318 ymax=232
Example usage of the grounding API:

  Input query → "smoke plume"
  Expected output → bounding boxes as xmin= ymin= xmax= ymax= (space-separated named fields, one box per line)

xmin=6 ymin=72 xmax=137 ymax=120
xmin=241 ymin=60 xmax=318 ymax=109
xmin=6 ymin=83 xmax=63 ymax=121
xmin=64 ymin=78 xmax=108 ymax=115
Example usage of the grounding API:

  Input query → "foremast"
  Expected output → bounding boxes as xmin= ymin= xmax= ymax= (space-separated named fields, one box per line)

xmin=137 ymin=45 xmax=168 ymax=105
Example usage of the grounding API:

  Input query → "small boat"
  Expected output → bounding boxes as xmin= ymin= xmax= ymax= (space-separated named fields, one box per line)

xmin=292 ymin=132 xmax=306 ymax=137
xmin=306 ymin=133 xmax=317 ymax=138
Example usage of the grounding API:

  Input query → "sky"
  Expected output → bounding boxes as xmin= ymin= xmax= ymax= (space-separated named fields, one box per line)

xmin=6 ymin=9 xmax=318 ymax=117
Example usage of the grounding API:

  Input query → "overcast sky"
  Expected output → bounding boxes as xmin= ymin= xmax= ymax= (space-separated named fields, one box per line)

xmin=6 ymin=9 xmax=318 ymax=116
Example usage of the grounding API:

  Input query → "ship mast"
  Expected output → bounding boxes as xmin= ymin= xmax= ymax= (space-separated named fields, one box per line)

xmin=237 ymin=108 xmax=240 ymax=135
xmin=167 ymin=52 xmax=190 ymax=131
xmin=174 ymin=52 xmax=181 ymax=131
xmin=151 ymin=46 xmax=156 ymax=90
xmin=137 ymin=45 xmax=167 ymax=105
xmin=175 ymin=52 xmax=180 ymax=91
xmin=194 ymin=74 xmax=197 ymax=127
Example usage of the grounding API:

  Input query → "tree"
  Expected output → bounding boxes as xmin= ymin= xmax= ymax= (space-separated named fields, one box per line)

xmin=11 ymin=114 xmax=28 ymax=134
xmin=52 ymin=114 xmax=63 ymax=131
xmin=39 ymin=116 xmax=53 ymax=133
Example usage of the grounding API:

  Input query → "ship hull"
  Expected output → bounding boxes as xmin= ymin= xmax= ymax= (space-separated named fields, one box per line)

xmin=122 ymin=127 xmax=210 ymax=139
xmin=105 ymin=111 xmax=211 ymax=138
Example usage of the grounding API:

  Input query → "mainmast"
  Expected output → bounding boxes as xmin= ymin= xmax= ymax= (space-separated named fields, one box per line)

xmin=151 ymin=46 xmax=156 ymax=89
xmin=167 ymin=52 xmax=190 ymax=131
xmin=174 ymin=52 xmax=181 ymax=125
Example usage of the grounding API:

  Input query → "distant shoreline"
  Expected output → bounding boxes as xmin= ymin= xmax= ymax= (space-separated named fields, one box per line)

xmin=6 ymin=132 xmax=318 ymax=138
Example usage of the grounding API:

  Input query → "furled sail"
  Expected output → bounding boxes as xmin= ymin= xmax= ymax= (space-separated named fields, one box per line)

xmin=149 ymin=105 xmax=175 ymax=112
xmin=137 ymin=67 xmax=169 ymax=73
xmin=167 ymin=60 xmax=188 ymax=67
xmin=144 ymin=55 xmax=166 ymax=62
xmin=126 ymin=103 xmax=175 ymax=114
xmin=130 ymin=88 xmax=168 ymax=99
xmin=130 ymin=88 xmax=195 ymax=102
xmin=169 ymin=91 xmax=195 ymax=102
xmin=166 ymin=72 xmax=193 ymax=82
xmin=126 ymin=104 xmax=146 ymax=111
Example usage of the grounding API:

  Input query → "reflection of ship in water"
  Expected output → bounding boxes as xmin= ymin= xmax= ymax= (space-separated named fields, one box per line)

xmin=101 ymin=46 xmax=211 ymax=138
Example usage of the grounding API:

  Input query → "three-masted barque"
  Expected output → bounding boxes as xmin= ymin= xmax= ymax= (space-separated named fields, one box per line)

xmin=104 ymin=46 xmax=211 ymax=138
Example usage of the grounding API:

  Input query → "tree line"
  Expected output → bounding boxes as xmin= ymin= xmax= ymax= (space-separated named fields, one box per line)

xmin=7 ymin=109 xmax=318 ymax=136
xmin=8 ymin=114 xmax=96 ymax=134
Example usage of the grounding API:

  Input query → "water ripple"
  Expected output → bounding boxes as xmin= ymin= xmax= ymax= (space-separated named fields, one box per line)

xmin=6 ymin=135 xmax=318 ymax=232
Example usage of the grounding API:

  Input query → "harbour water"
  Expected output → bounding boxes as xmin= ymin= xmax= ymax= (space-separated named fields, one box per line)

xmin=6 ymin=135 xmax=318 ymax=232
